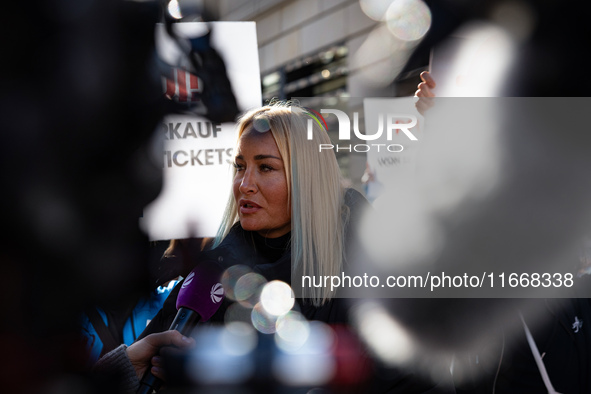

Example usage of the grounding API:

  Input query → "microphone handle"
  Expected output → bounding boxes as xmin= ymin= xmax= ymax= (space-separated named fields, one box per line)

xmin=136 ymin=308 xmax=201 ymax=394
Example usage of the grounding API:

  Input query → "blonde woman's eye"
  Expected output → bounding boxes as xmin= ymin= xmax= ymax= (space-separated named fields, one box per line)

xmin=233 ymin=162 xmax=244 ymax=171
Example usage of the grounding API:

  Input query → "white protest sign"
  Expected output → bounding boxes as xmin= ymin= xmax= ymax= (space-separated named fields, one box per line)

xmin=363 ymin=97 xmax=421 ymax=200
xmin=140 ymin=22 xmax=261 ymax=241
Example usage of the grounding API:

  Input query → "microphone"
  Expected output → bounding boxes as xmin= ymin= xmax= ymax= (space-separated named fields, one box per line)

xmin=137 ymin=261 xmax=225 ymax=394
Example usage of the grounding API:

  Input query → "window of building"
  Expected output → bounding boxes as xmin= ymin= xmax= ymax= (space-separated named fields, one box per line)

xmin=261 ymin=44 xmax=349 ymax=103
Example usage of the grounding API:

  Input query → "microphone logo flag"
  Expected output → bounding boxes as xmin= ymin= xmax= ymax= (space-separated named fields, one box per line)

xmin=182 ymin=271 xmax=195 ymax=288
xmin=210 ymin=283 xmax=224 ymax=303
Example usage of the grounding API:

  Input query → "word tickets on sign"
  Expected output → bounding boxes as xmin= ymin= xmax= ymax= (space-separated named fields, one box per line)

xmin=161 ymin=121 xmax=233 ymax=168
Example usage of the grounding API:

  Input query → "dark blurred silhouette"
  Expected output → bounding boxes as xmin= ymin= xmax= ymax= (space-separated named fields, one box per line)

xmin=407 ymin=0 xmax=591 ymax=97
xmin=0 ymin=0 xmax=237 ymax=392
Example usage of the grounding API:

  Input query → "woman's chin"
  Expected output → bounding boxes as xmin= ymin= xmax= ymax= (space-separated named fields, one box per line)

xmin=239 ymin=221 xmax=259 ymax=232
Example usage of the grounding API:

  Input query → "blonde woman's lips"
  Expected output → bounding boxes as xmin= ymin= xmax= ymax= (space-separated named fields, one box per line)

xmin=239 ymin=199 xmax=262 ymax=214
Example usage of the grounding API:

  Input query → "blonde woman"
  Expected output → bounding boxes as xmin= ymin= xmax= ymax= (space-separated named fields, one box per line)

xmin=96 ymin=102 xmax=453 ymax=393
xmin=213 ymin=102 xmax=350 ymax=305
xmin=144 ymin=101 xmax=364 ymax=327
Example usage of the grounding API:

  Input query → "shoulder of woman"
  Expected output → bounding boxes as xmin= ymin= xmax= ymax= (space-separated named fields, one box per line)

xmin=344 ymin=188 xmax=369 ymax=207
xmin=344 ymin=187 xmax=372 ymax=220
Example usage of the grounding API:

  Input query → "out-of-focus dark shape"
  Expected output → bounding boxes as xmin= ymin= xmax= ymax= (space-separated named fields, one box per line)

xmin=0 ymin=0 xmax=237 ymax=392
xmin=404 ymin=0 xmax=591 ymax=96
xmin=349 ymin=0 xmax=591 ymax=387
xmin=149 ymin=238 xmax=209 ymax=288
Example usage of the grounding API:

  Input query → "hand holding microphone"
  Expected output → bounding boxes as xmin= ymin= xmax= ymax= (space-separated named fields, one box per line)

xmin=136 ymin=261 xmax=225 ymax=394
xmin=127 ymin=330 xmax=195 ymax=382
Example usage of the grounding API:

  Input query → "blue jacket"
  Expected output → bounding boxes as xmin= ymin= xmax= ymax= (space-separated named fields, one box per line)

xmin=80 ymin=281 xmax=178 ymax=365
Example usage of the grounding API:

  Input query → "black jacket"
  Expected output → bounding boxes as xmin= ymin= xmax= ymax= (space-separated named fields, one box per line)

xmin=140 ymin=188 xmax=370 ymax=333
xmin=139 ymin=188 xmax=455 ymax=393
xmin=454 ymin=293 xmax=591 ymax=394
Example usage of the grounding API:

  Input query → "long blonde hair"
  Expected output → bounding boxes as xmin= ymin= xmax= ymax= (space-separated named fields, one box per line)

xmin=213 ymin=102 xmax=347 ymax=306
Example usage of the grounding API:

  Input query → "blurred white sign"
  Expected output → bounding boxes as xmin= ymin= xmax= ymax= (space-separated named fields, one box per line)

xmin=140 ymin=22 xmax=261 ymax=241
xmin=363 ymin=97 xmax=422 ymax=201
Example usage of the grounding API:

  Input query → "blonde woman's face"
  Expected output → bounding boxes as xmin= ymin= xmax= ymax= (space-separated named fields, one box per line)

xmin=233 ymin=126 xmax=291 ymax=238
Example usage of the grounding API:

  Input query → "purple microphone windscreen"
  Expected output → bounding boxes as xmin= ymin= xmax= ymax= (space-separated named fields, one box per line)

xmin=176 ymin=261 xmax=225 ymax=321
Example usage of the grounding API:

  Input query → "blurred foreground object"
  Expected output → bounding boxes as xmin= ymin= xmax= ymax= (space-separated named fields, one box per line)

xmin=347 ymin=0 xmax=591 ymax=387
xmin=0 ymin=0 xmax=238 ymax=392
xmin=161 ymin=322 xmax=373 ymax=393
